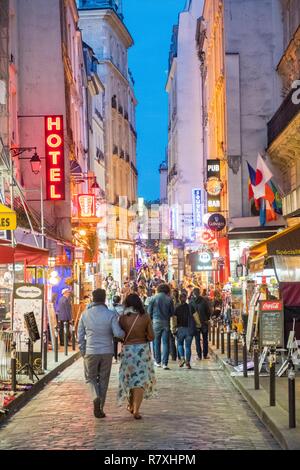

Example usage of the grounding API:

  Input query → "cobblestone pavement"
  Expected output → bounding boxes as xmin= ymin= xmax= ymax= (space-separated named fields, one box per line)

xmin=0 ymin=357 xmax=280 ymax=450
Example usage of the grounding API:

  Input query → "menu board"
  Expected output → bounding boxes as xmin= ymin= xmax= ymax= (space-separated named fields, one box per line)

xmin=259 ymin=300 xmax=284 ymax=347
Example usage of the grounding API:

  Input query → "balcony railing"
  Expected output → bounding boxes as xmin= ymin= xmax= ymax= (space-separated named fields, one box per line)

xmin=268 ymin=88 xmax=300 ymax=146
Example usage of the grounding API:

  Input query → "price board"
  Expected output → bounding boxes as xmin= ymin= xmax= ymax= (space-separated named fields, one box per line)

xmin=259 ymin=300 xmax=284 ymax=348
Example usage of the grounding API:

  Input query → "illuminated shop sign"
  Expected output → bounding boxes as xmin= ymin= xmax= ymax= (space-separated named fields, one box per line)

xmin=45 ymin=116 xmax=65 ymax=200
xmin=192 ymin=189 xmax=203 ymax=228
xmin=207 ymin=159 xmax=220 ymax=179
xmin=78 ymin=194 xmax=96 ymax=218
xmin=207 ymin=195 xmax=221 ymax=213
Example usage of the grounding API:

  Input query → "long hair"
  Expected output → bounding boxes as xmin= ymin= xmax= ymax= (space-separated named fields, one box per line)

xmin=124 ymin=293 xmax=146 ymax=315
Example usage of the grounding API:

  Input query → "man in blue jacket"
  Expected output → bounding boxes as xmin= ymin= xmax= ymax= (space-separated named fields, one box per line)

xmin=57 ymin=288 xmax=72 ymax=346
xmin=78 ymin=288 xmax=125 ymax=418
xmin=147 ymin=284 xmax=174 ymax=370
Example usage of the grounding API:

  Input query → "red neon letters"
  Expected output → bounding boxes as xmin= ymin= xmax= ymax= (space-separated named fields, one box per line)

xmin=45 ymin=115 xmax=65 ymax=200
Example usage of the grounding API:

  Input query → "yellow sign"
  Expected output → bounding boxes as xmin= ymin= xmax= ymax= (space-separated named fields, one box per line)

xmin=0 ymin=203 xmax=17 ymax=230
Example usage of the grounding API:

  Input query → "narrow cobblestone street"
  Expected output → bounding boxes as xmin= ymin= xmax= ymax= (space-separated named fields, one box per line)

xmin=0 ymin=357 xmax=280 ymax=450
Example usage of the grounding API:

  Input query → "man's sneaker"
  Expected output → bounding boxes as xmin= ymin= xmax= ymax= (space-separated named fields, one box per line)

xmin=185 ymin=362 xmax=192 ymax=369
xmin=179 ymin=359 xmax=185 ymax=368
xmin=163 ymin=365 xmax=170 ymax=370
xmin=154 ymin=362 xmax=161 ymax=368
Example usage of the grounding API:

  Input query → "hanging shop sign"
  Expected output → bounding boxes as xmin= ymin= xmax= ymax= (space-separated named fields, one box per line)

xmin=207 ymin=195 xmax=221 ymax=213
xmin=45 ymin=115 xmax=65 ymax=201
xmin=207 ymin=159 xmax=221 ymax=179
xmin=0 ymin=203 xmax=17 ymax=230
xmin=188 ymin=251 xmax=215 ymax=272
xmin=205 ymin=177 xmax=223 ymax=196
xmin=195 ymin=228 xmax=215 ymax=244
xmin=259 ymin=300 xmax=284 ymax=348
xmin=192 ymin=189 xmax=203 ymax=228
xmin=208 ymin=213 xmax=226 ymax=232
xmin=78 ymin=194 xmax=96 ymax=218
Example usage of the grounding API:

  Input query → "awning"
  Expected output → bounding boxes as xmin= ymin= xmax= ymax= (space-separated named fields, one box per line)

xmin=0 ymin=241 xmax=49 ymax=266
xmin=249 ymin=223 xmax=300 ymax=258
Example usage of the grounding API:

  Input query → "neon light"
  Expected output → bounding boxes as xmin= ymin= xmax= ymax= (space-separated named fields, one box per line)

xmin=45 ymin=115 xmax=65 ymax=200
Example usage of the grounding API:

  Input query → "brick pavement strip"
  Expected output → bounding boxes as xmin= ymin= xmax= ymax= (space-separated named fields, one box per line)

xmin=0 ymin=358 xmax=280 ymax=450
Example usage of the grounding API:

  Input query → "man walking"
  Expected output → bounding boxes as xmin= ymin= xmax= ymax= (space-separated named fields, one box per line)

xmin=189 ymin=288 xmax=211 ymax=360
xmin=57 ymin=288 xmax=72 ymax=346
xmin=147 ymin=284 xmax=174 ymax=370
xmin=78 ymin=289 xmax=125 ymax=418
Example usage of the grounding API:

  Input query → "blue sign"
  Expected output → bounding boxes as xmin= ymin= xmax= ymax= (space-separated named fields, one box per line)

xmin=192 ymin=189 xmax=203 ymax=228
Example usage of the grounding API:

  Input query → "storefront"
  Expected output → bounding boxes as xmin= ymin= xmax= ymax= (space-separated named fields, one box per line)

xmin=248 ymin=222 xmax=300 ymax=345
xmin=0 ymin=241 xmax=49 ymax=328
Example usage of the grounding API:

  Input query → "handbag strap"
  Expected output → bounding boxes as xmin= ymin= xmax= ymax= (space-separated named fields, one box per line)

xmin=123 ymin=314 xmax=140 ymax=345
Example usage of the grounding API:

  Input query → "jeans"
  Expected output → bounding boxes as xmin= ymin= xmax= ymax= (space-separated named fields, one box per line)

xmin=194 ymin=328 xmax=209 ymax=359
xmin=169 ymin=333 xmax=177 ymax=360
xmin=177 ymin=327 xmax=193 ymax=363
xmin=153 ymin=323 xmax=170 ymax=366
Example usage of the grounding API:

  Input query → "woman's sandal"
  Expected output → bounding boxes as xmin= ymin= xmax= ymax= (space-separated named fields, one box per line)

xmin=133 ymin=413 xmax=142 ymax=420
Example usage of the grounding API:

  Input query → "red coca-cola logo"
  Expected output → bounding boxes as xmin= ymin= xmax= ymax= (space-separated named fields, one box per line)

xmin=261 ymin=301 xmax=282 ymax=311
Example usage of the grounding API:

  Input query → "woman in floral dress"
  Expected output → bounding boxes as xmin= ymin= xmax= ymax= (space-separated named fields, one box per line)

xmin=118 ymin=294 xmax=156 ymax=419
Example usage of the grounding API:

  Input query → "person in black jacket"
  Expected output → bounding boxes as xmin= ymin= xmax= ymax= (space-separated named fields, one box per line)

xmin=173 ymin=291 xmax=195 ymax=369
xmin=189 ymin=288 xmax=211 ymax=360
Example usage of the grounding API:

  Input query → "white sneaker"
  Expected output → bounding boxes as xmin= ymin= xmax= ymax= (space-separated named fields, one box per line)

xmin=163 ymin=365 xmax=170 ymax=370
xmin=154 ymin=362 xmax=161 ymax=368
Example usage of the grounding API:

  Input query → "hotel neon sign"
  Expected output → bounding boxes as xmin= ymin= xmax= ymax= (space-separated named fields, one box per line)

xmin=45 ymin=115 xmax=65 ymax=200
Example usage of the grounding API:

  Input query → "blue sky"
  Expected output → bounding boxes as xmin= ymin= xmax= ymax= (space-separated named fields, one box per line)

xmin=124 ymin=0 xmax=186 ymax=201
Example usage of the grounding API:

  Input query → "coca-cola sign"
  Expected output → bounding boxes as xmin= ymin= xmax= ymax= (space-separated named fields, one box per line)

xmin=261 ymin=301 xmax=282 ymax=312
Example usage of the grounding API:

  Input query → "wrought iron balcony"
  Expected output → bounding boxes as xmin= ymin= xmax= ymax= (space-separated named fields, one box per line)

xmin=268 ymin=88 xmax=300 ymax=146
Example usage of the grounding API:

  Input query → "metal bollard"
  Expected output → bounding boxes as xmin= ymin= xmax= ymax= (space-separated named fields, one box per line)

xmin=212 ymin=321 xmax=216 ymax=346
xmin=253 ymin=337 xmax=259 ymax=390
xmin=221 ymin=326 xmax=225 ymax=354
xmin=288 ymin=360 xmax=296 ymax=428
xmin=216 ymin=322 xmax=220 ymax=350
xmin=28 ymin=339 xmax=34 ymax=382
xmin=72 ymin=321 xmax=76 ymax=351
xmin=64 ymin=322 xmax=68 ymax=356
xmin=208 ymin=321 xmax=212 ymax=342
xmin=43 ymin=330 xmax=48 ymax=371
xmin=54 ymin=325 xmax=59 ymax=362
xmin=233 ymin=327 xmax=239 ymax=366
xmin=242 ymin=332 xmax=248 ymax=378
xmin=11 ymin=341 xmax=17 ymax=392
xmin=269 ymin=347 xmax=276 ymax=406
xmin=227 ymin=326 xmax=231 ymax=360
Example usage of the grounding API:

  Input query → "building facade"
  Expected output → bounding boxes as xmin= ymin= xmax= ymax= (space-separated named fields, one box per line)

xmin=166 ymin=0 xmax=204 ymax=282
xmin=78 ymin=0 xmax=138 ymax=283
xmin=267 ymin=0 xmax=300 ymax=220
xmin=197 ymin=0 xmax=286 ymax=280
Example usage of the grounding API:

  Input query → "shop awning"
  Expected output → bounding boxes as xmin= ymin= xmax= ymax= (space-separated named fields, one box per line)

xmin=249 ymin=223 xmax=300 ymax=258
xmin=0 ymin=241 xmax=49 ymax=266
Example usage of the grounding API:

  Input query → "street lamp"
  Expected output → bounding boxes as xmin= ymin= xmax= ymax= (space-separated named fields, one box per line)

xmin=10 ymin=146 xmax=45 ymax=249
xmin=30 ymin=152 xmax=42 ymax=175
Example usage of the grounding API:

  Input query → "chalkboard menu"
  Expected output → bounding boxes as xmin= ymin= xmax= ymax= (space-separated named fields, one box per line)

xmin=259 ymin=300 xmax=284 ymax=347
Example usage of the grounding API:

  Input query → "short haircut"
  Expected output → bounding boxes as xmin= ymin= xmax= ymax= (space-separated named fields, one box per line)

xmin=113 ymin=295 xmax=121 ymax=305
xmin=92 ymin=288 xmax=106 ymax=304
xmin=157 ymin=284 xmax=171 ymax=295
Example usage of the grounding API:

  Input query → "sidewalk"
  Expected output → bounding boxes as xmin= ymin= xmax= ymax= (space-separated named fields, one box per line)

xmin=0 ymin=349 xmax=80 ymax=425
xmin=209 ymin=343 xmax=300 ymax=450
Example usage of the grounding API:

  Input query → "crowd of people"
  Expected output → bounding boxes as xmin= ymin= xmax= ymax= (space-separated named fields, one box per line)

xmin=75 ymin=263 xmax=226 ymax=421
